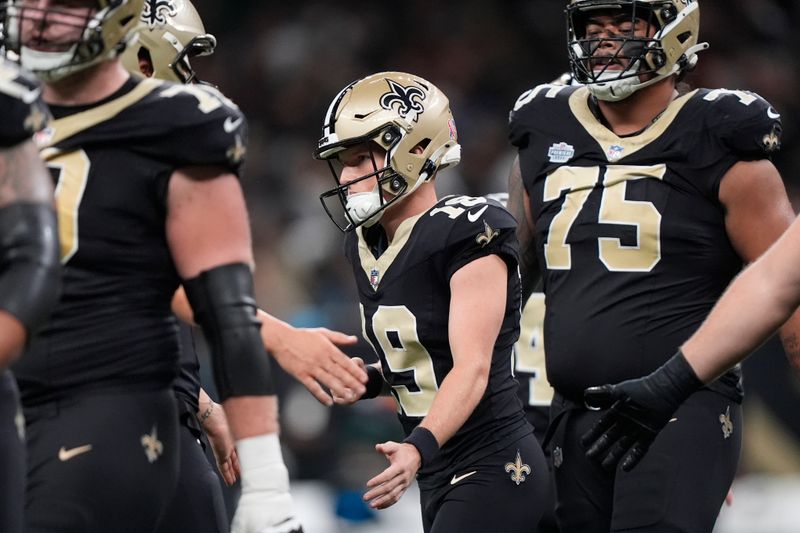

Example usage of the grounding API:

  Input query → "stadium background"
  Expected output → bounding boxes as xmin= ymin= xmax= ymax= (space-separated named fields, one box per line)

xmin=187 ymin=1 xmax=800 ymax=531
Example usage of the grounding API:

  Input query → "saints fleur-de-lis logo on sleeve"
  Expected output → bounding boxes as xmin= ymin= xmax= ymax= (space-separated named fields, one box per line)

xmin=475 ymin=220 xmax=499 ymax=247
xmin=142 ymin=0 xmax=177 ymax=28
xmin=504 ymin=450 xmax=531 ymax=485
xmin=380 ymin=79 xmax=426 ymax=123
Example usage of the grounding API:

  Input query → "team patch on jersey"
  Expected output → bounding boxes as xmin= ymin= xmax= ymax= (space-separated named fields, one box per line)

xmin=24 ymin=105 xmax=48 ymax=133
xmin=762 ymin=128 xmax=780 ymax=152
xmin=141 ymin=425 xmax=164 ymax=463
xmin=719 ymin=406 xmax=733 ymax=439
xmin=606 ymin=144 xmax=625 ymax=162
xmin=226 ymin=134 xmax=247 ymax=165
xmin=475 ymin=220 xmax=499 ymax=247
xmin=504 ymin=450 xmax=532 ymax=485
xmin=547 ymin=142 xmax=574 ymax=163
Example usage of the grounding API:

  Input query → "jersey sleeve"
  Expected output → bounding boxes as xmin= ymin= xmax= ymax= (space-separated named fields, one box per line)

xmin=444 ymin=200 xmax=519 ymax=281
xmin=143 ymin=82 xmax=249 ymax=175
xmin=508 ymin=83 xmax=573 ymax=151
xmin=0 ymin=60 xmax=50 ymax=147
xmin=705 ymin=89 xmax=782 ymax=160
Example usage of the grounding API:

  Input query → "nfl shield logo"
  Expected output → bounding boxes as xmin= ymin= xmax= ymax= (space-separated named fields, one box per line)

xmin=370 ymin=268 xmax=380 ymax=289
xmin=607 ymin=144 xmax=625 ymax=162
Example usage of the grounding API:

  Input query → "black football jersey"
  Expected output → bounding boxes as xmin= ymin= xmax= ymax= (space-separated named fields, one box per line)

xmin=0 ymin=59 xmax=50 ymax=147
xmin=13 ymin=76 xmax=248 ymax=405
xmin=509 ymin=84 xmax=781 ymax=402
xmin=345 ymin=195 xmax=531 ymax=487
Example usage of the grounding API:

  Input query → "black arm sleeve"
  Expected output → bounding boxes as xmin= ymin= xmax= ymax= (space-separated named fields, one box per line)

xmin=0 ymin=203 xmax=61 ymax=333
xmin=182 ymin=263 xmax=274 ymax=401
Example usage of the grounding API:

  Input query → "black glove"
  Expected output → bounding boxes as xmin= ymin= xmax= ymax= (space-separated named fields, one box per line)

xmin=580 ymin=350 xmax=704 ymax=472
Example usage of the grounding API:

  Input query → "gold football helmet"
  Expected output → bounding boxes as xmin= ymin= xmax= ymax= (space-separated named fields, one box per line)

xmin=2 ymin=0 xmax=145 ymax=82
xmin=315 ymin=71 xmax=461 ymax=231
xmin=121 ymin=0 xmax=215 ymax=83
xmin=566 ymin=0 xmax=708 ymax=101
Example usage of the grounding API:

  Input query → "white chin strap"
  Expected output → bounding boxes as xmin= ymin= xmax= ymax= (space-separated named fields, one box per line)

xmin=586 ymin=63 xmax=652 ymax=102
xmin=345 ymin=187 xmax=384 ymax=228
xmin=587 ymin=42 xmax=710 ymax=102
xmin=20 ymin=45 xmax=82 ymax=82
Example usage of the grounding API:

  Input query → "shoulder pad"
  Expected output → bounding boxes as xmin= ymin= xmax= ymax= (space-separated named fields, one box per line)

xmin=0 ymin=59 xmax=49 ymax=147
xmin=511 ymin=83 xmax=573 ymax=116
xmin=509 ymin=84 xmax=577 ymax=149
xmin=146 ymin=81 xmax=248 ymax=173
xmin=699 ymin=88 xmax=782 ymax=158
xmin=429 ymin=195 xmax=516 ymax=248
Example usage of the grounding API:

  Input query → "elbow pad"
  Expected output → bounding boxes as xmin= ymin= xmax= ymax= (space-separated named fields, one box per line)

xmin=183 ymin=263 xmax=274 ymax=401
xmin=0 ymin=203 xmax=61 ymax=333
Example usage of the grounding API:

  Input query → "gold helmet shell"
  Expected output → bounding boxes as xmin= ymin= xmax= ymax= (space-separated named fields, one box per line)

xmin=315 ymin=72 xmax=461 ymax=231
xmin=3 ymin=0 xmax=145 ymax=82
xmin=121 ymin=0 xmax=216 ymax=83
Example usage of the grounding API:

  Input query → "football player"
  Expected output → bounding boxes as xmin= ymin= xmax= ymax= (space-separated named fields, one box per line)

xmin=0 ymin=1 xmax=316 ymax=532
xmin=583 ymin=198 xmax=800 ymax=471
xmin=315 ymin=72 xmax=549 ymax=532
xmin=507 ymin=1 xmax=798 ymax=532
xmin=121 ymin=8 xmax=238 ymax=532
xmin=121 ymin=2 xmax=367 ymax=532
xmin=0 ymin=58 xmax=61 ymax=533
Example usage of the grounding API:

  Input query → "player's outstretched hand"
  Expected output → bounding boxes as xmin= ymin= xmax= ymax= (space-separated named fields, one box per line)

xmin=363 ymin=441 xmax=421 ymax=510
xmin=260 ymin=312 xmax=367 ymax=406
xmin=331 ymin=357 xmax=368 ymax=405
xmin=581 ymin=350 xmax=704 ymax=472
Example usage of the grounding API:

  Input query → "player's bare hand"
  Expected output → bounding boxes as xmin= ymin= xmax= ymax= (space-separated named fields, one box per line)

xmin=261 ymin=313 xmax=367 ymax=406
xmin=332 ymin=357 xmax=368 ymax=405
xmin=364 ymin=441 xmax=420 ymax=510
xmin=201 ymin=401 xmax=241 ymax=486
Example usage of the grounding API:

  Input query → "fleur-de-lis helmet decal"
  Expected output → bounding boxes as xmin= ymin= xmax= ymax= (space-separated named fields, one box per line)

xmin=121 ymin=0 xmax=217 ymax=84
xmin=315 ymin=72 xmax=462 ymax=232
xmin=379 ymin=79 xmax=426 ymax=123
xmin=141 ymin=0 xmax=178 ymax=29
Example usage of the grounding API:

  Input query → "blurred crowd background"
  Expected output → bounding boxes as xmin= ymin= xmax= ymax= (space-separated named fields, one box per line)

xmin=186 ymin=0 xmax=800 ymax=530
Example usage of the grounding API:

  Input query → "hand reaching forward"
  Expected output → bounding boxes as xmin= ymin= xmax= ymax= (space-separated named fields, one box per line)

xmin=581 ymin=351 xmax=703 ymax=471
xmin=363 ymin=441 xmax=421 ymax=510
xmin=261 ymin=313 xmax=367 ymax=405
xmin=331 ymin=357 xmax=368 ymax=405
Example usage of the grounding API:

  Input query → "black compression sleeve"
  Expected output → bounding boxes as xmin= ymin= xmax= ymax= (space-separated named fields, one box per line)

xmin=182 ymin=263 xmax=274 ymax=401
xmin=0 ymin=203 xmax=61 ymax=332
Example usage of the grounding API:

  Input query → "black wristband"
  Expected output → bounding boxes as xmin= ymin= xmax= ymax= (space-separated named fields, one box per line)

xmin=361 ymin=365 xmax=385 ymax=400
xmin=663 ymin=349 xmax=704 ymax=402
xmin=403 ymin=426 xmax=439 ymax=468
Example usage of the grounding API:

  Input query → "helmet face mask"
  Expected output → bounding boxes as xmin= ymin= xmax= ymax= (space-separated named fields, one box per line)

xmin=2 ymin=0 xmax=145 ymax=82
xmin=318 ymin=135 xmax=409 ymax=232
xmin=315 ymin=72 xmax=461 ymax=232
xmin=121 ymin=0 xmax=216 ymax=84
xmin=566 ymin=0 xmax=706 ymax=101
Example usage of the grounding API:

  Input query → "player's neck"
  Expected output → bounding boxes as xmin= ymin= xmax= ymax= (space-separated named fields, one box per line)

xmin=380 ymin=182 xmax=437 ymax=242
xmin=42 ymin=60 xmax=131 ymax=106
xmin=595 ymin=78 xmax=678 ymax=137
